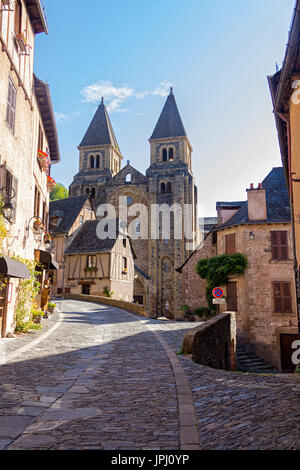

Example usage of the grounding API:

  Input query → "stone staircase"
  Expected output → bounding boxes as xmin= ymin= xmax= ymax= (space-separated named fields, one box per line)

xmin=236 ymin=346 xmax=277 ymax=374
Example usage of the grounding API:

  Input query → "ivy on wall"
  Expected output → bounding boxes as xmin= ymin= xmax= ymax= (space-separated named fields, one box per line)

xmin=196 ymin=253 xmax=248 ymax=308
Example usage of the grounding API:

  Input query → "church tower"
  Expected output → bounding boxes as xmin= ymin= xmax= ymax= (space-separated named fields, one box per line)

xmin=146 ymin=88 xmax=198 ymax=319
xmin=69 ymin=98 xmax=123 ymax=203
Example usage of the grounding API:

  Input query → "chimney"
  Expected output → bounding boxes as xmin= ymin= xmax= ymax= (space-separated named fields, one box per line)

xmin=247 ymin=183 xmax=267 ymax=221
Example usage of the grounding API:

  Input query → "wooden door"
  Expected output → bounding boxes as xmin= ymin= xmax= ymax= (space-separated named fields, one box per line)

xmin=0 ymin=283 xmax=7 ymax=338
xmin=227 ymin=282 xmax=238 ymax=311
xmin=280 ymin=334 xmax=300 ymax=372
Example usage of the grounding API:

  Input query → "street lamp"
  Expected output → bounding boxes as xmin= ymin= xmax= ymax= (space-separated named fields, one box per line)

xmin=0 ymin=187 xmax=16 ymax=222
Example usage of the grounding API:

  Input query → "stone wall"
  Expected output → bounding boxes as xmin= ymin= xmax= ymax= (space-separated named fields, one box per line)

xmin=180 ymin=231 xmax=217 ymax=311
xmin=63 ymin=293 xmax=148 ymax=317
xmin=183 ymin=313 xmax=236 ymax=371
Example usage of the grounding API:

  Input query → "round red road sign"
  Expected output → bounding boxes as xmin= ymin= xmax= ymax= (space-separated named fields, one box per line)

xmin=212 ymin=287 xmax=224 ymax=299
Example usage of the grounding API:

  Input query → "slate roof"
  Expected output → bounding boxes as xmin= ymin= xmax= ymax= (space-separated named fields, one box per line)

xmin=79 ymin=99 xmax=120 ymax=149
xmin=65 ymin=220 xmax=118 ymax=254
xmin=49 ymin=196 xmax=90 ymax=235
xmin=219 ymin=167 xmax=291 ymax=229
xmin=150 ymin=88 xmax=187 ymax=139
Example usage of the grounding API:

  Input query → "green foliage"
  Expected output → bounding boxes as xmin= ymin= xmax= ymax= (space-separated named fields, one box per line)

xmin=50 ymin=183 xmax=69 ymax=201
xmin=103 ymin=286 xmax=113 ymax=298
xmin=14 ymin=257 xmax=42 ymax=333
xmin=194 ymin=306 xmax=214 ymax=318
xmin=0 ymin=195 xmax=8 ymax=253
xmin=48 ymin=302 xmax=56 ymax=309
xmin=196 ymin=253 xmax=248 ymax=308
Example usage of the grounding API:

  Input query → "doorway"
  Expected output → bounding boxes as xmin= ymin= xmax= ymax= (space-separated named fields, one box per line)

xmin=82 ymin=284 xmax=90 ymax=295
xmin=280 ymin=334 xmax=300 ymax=372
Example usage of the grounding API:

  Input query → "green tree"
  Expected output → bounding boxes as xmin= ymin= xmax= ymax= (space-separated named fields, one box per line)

xmin=50 ymin=183 xmax=69 ymax=201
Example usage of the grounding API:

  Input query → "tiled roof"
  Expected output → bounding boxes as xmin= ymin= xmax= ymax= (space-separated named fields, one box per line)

xmin=49 ymin=196 xmax=90 ymax=234
xmin=65 ymin=220 xmax=118 ymax=254
xmin=150 ymin=88 xmax=187 ymax=139
xmin=220 ymin=167 xmax=291 ymax=228
xmin=79 ymin=99 xmax=120 ymax=149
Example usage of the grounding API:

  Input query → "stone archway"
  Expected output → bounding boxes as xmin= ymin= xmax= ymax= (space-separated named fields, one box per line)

xmin=133 ymin=275 xmax=146 ymax=306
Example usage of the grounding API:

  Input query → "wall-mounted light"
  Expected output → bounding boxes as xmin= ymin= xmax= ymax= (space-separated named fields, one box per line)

xmin=249 ymin=232 xmax=255 ymax=241
xmin=0 ymin=187 xmax=16 ymax=222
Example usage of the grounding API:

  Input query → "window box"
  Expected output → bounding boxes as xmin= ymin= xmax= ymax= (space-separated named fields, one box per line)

xmin=84 ymin=266 xmax=97 ymax=273
xmin=47 ymin=176 xmax=56 ymax=192
xmin=37 ymin=150 xmax=50 ymax=172
xmin=33 ymin=218 xmax=44 ymax=233
xmin=15 ymin=33 xmax=30 ymax=55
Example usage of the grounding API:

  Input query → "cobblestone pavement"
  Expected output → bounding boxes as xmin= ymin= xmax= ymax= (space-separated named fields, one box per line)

xmin=0 ymin=300 xmax=299 ymax=450
xmin=155 ymin=325 xmax=300 ymax=450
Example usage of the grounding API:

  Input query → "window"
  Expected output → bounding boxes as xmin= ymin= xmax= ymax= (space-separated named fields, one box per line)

xmin=123 ymin=238 xmax=127 ymax=248
xmin=166 ymin=182 xmax=172 ymax=194
xmin=123 ymin=257 xmax=127 ymax=272
xmin=161 ymin=182 xmax=166 ymax=194
xmin=95 ymin=155 xmax=100 ymax=168
xmin=126 ymin=174 xmax=132 ymax=183
xmin=14 ymin=0 xmax=22 ymax=35
xmin=90 ymin=187 xmax=96 ymax=199
xmin=225 ymin=233 xmax=236 ymax=255
xmin=169 ymin=148 xmax=174 ymax=161
xmin=270 ymin=231 xmax=289 ymax=260
xmin=86 ymin=188 xmax=90 ymax=195
xmin=38 ymin=123 xmax=44 ymax=151
xmin=273 ymin=282 xmax=293 ymax=313
xmin=34 ymin=186 xmax=41 ymax=217
xmin=127 ymin=196 xmax=133 ymax=206
xmin=79 ymin=216 xmax=84 ymax=225
xmin=87 ymin=256 xmax=96 ymax=268
xmin=90 ymin=155 xmax=95 ymax=169
xmin=6 ymin=78 xmax=17 ymax=133
xmin=162 ymin=148 xmax=168 ymax=162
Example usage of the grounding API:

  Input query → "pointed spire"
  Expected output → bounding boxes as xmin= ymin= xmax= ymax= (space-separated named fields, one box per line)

xmin=79 ymin=99 xmax=120 ymax=149
xmin=150 ymin=89 xmax=187 ymax=140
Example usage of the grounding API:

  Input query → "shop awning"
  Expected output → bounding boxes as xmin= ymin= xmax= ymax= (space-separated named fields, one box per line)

xmin=0 ymin=256 xmax=30 ymax=279
xmin=35 ymin=250 xmax=59 ymax=270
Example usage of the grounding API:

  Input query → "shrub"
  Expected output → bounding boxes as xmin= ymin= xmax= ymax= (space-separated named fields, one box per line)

xmin=196 ymin=253 xmax=248 ymax=308
xmin=48 ymin=302 xmax=56 ymax=309
xmin=103 ymin=286 xmax=113 ymax=298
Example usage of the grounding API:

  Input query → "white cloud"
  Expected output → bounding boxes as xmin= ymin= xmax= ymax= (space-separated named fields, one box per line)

xmin=153 ymin=81 xmax=172 ymax=97
xmin=54 ymin=112 xmax=68 ymax=124
xmin=80 ymin=80 xmax=173 ymax=113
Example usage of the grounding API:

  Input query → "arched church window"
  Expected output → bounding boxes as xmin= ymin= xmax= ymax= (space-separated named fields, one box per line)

xmin=168 ymin=148 xmax=174 ymax=161
xmin=90 ymin=155 xmax=95 ymax=169
xmin=95 ymin=155 xmax=100 ymax=168
xmin=161 ymin=182 xmax=166 ymax=194
xmin=166 ymin=182 xmax=172 ymax=193
xmin=91 ymin=188 xmax=96 ymax=199
xmin=86 ymin=188 xmax=90 ymax=195
xmin=126 ymin=174 xmax=132 ymax=183
xmin=162 ymin=148 xmax=168 ymax=162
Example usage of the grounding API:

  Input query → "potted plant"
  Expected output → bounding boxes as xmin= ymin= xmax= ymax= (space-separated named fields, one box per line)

xmin=37 ymin=150 xmax=50 ymax=172
xmin=48 ymin=302 xmax=56 ymax=314
xmin=31 ymin=307 xmax=44 ymax=324
xmin=33 ymin=218 xmax=44 ymax=233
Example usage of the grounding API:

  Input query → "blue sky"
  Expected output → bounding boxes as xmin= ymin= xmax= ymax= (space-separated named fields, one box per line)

xmin=35 ymin=0 xmax=295 ymax=216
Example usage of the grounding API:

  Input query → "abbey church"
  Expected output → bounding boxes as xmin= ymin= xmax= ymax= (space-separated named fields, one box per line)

xmin=69 ymin=89 xmax=199 ymax=319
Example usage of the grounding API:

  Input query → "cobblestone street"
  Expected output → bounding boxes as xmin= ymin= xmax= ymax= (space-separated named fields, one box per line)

xmin=0 ymin=300 xmax=299 ymax=450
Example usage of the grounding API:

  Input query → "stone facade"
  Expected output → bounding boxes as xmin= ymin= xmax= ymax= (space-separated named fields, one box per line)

xmin=0 ymin=2 xmax=59 ymax=336
xmin=69 ymin=90 xmax=199 ymax=319
xmin=179 ymin=168 xmax=299 ymax=370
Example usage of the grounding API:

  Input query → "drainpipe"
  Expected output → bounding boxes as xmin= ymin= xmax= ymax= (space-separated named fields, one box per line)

xmin=277 ymin=112 xmax=300 ymax=337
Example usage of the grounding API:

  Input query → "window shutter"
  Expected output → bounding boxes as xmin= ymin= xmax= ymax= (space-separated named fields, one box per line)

xmin=270 ymin=232 xmax=278 ymax=259
xmin=271 ymin=231 xmax=289 ymax=260
xmin=280 ymin=232 xmax=288 ymax=260
xmin=283 ymin=283 xmax=292 ymax=313
xmin=225 ymin=233 xmax=236 ymax=255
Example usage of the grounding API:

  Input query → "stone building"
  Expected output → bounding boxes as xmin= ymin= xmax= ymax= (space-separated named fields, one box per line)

xmin=49 ymin=195 xmax=95 ymax=296
xmin=0 ymin=0 xmax=59 ymax=337
xmin=64 ymin=220 xmax=135 ymax=301
xmin=69 ymin=88 xmax=198 ymax=319
xmin=178 ymin=168 xmax=299 ymax=371
xmin=268 ymin=0 xmax=300 ymax=341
